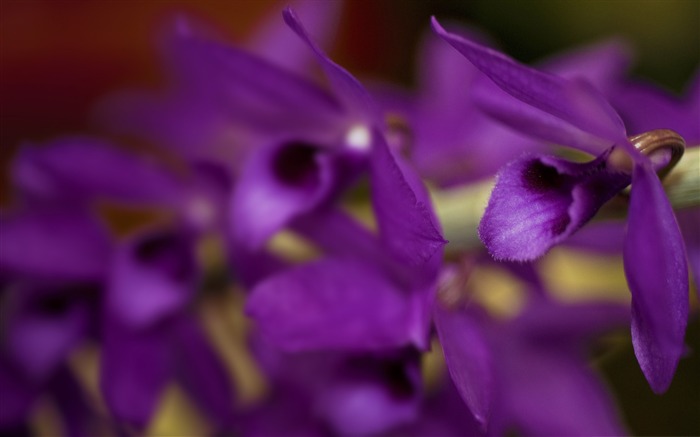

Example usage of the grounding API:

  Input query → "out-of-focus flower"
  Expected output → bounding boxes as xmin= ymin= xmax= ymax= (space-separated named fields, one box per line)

xmin=9 ymin=136 xmax=237 ymax=430
xmin=375 ymin=24 xmax=631 ymax=188
xmin=432 ymin=19 xmax=690 ymax=394
xmin=0 ymin=207 xmax=109 ymax=435
xmin=241 ymin=340 xmax=423 ymax=436
xmin=240 ymin=9 xmax=445 ymax=353
xmin=435 ymin=295 xmax=629 ymax=436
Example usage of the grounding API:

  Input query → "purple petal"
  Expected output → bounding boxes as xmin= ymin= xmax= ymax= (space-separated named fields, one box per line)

xmin=563 ymin=219 xmax=626 ymax=254
xmin=172 ymin=316 xmax=235 ymax=429
xmin=283 ymin=7 xmax=380 ymax=122
xmin=167 ymin=34 xmax=344 ymax=133
xmin=11 ymin=137 xmax=183 ymax=207
xmin=540 ymin=39 xmax=632 ymax=93
xmin=100 ymin=319 xmax=172 ymax=429
xmin=369 ymin=131 xmax=447 ymax=265
xmin=676 ymin=207 xmax=700 ymax=291
xmin=501 ymin=346 xmax=624 ymax=436
xmin=612 ymin=76 xmax=700 ymax=144
xmin=478 ymin=151 xmax=629 ymax=261
xmin=107 ymin=230 xmax=197 ymax=329
xmin=433 ymin=306 xmax=493 ymax=427
xmin=431 ymin=18 xmax=629 ymax=155
xmin=0 ymin=355 xmax=38 ymax=427
xmin=0 ymin=208 xmax=110 ymax=282
xmin=246 ymin=259 xmax=421 ymax=352
xmin=4 ymin=285 xmax=92 ymax=382
xmin=624 ymin=162 xmax=689 ymax=393
xmin=317 ymin=353 xmax=422 ymax=435
xmin=230 ymin=141 xmax=336 ymax=249
xmin=513 ymin=300 xmax=630 ymax=348
xmin=249 ymin=0 xmax=343 ymax=76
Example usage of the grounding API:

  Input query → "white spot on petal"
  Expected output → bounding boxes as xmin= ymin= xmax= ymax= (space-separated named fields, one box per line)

xmin=345 ymin=124 xmax=371 ymax=151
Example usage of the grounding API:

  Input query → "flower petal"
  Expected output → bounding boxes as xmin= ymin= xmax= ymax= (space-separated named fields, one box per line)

xmin=676 ymin=207 xmax=700 ymax=291
xmin=478 ymin=152 xmax=629 ymax=261
xmin=4 ymin=285 xmax=92 ymax=382
xmin=431 ymin=18 xmax=629 ymax=155
xmin=317 ymin=352 xmax=422 ymax=436
xmin=283 ymin=7 xmax=380 ymax=122
xmin=11 ymin=137 xmax=183 ymax=207
xmin=249 ymin=0 xmax=343 ymax=76
xmin=624 ymin=162 xmax=689 ymax=393
xmin=100 ymin=319 xmax=172 ymax=429
xmin=612 ymin=76 xmax=700 ymax=143
xmin=167 ymin=33 xmax=343 ymax=133
xmin=501 ymin=346 xmax=624 ymax=436
xmin=369 ymin=131 xmax=447 ymax=265
xmin=107 ymin=229 xmax=197 ymax=329
xmin=230 ymin=141 xmax=335 ymax=249
xmin=172 ymin=316 xmax=235 ymax=429
xmin=246 ymin=259 xmax=421 ymax=352
xmin=0 ymin=208 xmax=110 ymax=281
xmin=433 ymin=306 xmax=493 ymax=428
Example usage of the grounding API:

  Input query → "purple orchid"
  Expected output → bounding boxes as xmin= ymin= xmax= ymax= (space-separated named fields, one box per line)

xmin=242 ymin=336 xmax=423 ymax=436
xmin=0 ymin=207 xmax=109 ymax=436
xmin=375 ymin=24 xmax=631 ymax=188
xmin=434 ymin=282 xmax=629 ymax=435
xmin=611 ymin=70 xmax=700 ymax=288
xmin=225 ymin=9 xmax=446 ymax=354
xmin=95 ymin=0 xmax=343 ymax=172
xmin=9 ymin=137 xmax=237 ymax=431
xmin=432 ymin=19 xmax=690 ymax=394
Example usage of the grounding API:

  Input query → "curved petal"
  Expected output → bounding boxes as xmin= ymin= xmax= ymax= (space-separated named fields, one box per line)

xmin=100 ymin=319 xmax=172 ymax=429
xmin=11 ymin=137 xmax=183 ymax=207
xmin=283 ymin=7 xmax=380 ymax=123
xmin=246 ymin=259 xmax=421 ymax=352
xmin=478 ymin=152 xmax=629 ymax=261
xmin=230 ymin=141 xmax=335 ymax=249
xmin=431 ymin=18 xmax=629 ymax=155
xmin=624 ymin=162 xmax=689 ymax=393
xmin=249 ymin=0 xmax=343 ymax=76
xmin=107 ymin=230 xmax=197 ymax=329
xmin=173 ymin=316 xmax=235 ymax=429
xmin=369 ymin=131 xmax=447 ymax=266
xmin=434 ymin=306 xmax=493 ymax=428
xmin=0 ymin=208 xmax=110 ymax=282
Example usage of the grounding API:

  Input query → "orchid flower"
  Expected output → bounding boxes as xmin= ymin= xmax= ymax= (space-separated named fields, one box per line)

xmin=375 ymin=24 xmax=631 ymax=188
xmin=432 ymin=19 xmax=690 ymax=394
xmin=9 ymin=137 xmax=238 ymax=431
xmin=238 ymin=9 xmax=445 ymax=353
xmin=0 ymin=207 xmax=109 ymax=435
xmin=435 ymin=297 xmax=629 ymax=436
xmin=242 ymin=337 xmax=423 ymax=436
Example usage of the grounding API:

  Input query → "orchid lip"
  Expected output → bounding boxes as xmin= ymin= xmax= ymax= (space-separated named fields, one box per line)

xmin=609 ymin=129 xmax=685 ymax=178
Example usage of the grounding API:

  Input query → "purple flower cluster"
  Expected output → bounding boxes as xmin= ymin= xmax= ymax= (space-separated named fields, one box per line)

xmin=1 ymin=3 xmax=698 ymax=436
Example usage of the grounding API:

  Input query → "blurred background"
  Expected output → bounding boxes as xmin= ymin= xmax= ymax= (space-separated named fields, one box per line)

xmin=1 ymin=0 xmax=698 ymax=435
